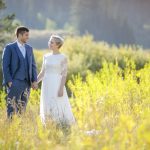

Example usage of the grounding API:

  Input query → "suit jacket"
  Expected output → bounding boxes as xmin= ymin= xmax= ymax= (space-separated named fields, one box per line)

xmin=2 ymin=41 xmax=37 ymax=87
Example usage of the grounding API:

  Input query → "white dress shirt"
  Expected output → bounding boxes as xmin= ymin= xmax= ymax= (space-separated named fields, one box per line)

xmin=17 ymin=40 xmax=26 ymax=58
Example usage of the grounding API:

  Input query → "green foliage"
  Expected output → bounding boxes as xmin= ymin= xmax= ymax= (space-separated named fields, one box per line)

xmin=0 ymin=35 xmax=150 ymax=89
xmin=0 ymin=60 xmax=150 ymax=149
xmin=63 ymin=36 xmax=150 ymax=78
xmin=0 ymin=88 xmax=6 ymax=108
xmin=63 ymin=23 xmax=77 ymax=33
xmin=67 ymin=60 xmax=150 ymax=149
xmin=0 ymin=0 xmax=5 ymax=9
xmin=0 ymin=0 xmax=18 ymax=49
xmin=34 ymin=35 xmax=150 ymax=79
xmin=45 ymin=18 xmax=57 ymax=30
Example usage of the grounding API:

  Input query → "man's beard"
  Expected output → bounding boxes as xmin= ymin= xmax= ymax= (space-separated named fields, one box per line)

xmin=22 ymin=40 xmax=27 ymax=43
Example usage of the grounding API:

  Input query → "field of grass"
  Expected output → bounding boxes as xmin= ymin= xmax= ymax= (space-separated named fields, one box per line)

xmin=0 ymin=36 xmax=150 ymax=149
xmin=0 ymin=57 xmax=150 ymax=149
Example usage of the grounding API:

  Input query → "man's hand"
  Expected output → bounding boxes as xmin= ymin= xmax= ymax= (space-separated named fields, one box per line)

xmin=8 ymin=82 xmax=12 ymax=88
xmin=31 ymin=82 xmax=38 ymax=90
xmin=58 ymin=88 xmax=63 ymax=97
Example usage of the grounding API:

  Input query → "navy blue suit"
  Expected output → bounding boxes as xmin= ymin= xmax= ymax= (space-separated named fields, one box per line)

xmin=2 ymin=41 xmax=37 ymax=117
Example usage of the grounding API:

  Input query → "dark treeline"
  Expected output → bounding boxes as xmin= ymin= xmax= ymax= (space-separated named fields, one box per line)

xmin=2 ymin=0 xmax=150 ymax=48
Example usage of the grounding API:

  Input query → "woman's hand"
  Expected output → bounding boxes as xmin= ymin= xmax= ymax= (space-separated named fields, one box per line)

xmin=32 ymin=82 xmax=38 ymax=90
xmin=8 ymin=82 xmax=12 ymax=88
xmin=58 ymin=88 xmax=63 ymax=97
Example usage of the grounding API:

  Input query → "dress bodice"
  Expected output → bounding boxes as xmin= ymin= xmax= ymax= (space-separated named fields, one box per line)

xmin=42 ymin=53 xmax=67 ymax=76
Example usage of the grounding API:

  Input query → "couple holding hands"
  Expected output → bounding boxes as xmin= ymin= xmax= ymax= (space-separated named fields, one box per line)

xmin=2 ymin=26 xmax=75 ymax=126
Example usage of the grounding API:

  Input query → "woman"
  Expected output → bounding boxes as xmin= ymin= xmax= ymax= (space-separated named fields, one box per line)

xmin=37 ymin=35 xmax=75 ymax=126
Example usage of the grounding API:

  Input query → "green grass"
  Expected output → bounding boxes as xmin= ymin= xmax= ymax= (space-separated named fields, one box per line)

xmin=0 ymin=60 xmax=150 ymax=150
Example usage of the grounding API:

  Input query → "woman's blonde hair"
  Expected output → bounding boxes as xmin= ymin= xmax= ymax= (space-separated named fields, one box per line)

xmin=49 ymin=35 xmax=64 ymax=48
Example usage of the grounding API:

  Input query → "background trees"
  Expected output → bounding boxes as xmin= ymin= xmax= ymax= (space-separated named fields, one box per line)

xmin=0 ymin=0 xmax=17 ymax=49
xmin=3 ymin=0 xmax=150 ymax=48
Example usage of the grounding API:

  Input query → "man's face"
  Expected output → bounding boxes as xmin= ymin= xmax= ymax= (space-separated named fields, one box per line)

xmin=19 ymin=31 xmax=29 ymax=43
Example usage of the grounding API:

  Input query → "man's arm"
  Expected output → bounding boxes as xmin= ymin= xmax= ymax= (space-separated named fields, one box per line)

xmin=2 ymin=45 xmax=12 ymax=86
xmin=31 ymin=48 xmax=37 ymax=82
xmin=31 ymin=48 xmax=38 ymax=89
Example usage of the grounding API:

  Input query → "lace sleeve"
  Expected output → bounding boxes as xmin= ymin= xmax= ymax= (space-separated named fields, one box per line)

xmin=40 ymin=55 xmax=45 ymax=79
xmin=61 ymin=57 xmax=68 ymax=77
xmin=37 ymin=55 xmax=46 ymax=83
xmin=41 ymin=55 xmax=45 ymax=73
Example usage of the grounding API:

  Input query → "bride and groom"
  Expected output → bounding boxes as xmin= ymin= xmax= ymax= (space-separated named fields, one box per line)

xmin=2 ymin=26 xmax=75 ymax=126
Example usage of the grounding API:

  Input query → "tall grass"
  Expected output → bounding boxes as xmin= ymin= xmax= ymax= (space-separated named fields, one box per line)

xmin=0 ymin=59 xmax=150 ymax=150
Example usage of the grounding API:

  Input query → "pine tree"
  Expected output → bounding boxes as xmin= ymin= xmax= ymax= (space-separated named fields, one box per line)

xmin=0 ymin=0 xmax=17 ymax=49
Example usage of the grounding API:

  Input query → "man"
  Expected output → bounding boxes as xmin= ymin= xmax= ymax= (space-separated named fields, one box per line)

xmin=2 ymin=26 xmax=38 ymax=118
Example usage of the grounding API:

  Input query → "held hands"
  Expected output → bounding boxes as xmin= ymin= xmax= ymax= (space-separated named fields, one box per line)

xmin=58 ymin=88 xmax=63 ymax=97
xmin=8 ymin=81 xmax=38 ymax=89
xmin=31 ymin=81 xmax=38 ymax=90
xmin=8 ymin=82 xmax=12 ymax=88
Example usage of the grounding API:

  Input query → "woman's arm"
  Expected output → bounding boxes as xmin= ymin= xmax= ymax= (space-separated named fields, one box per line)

xmin=58 ymin=57 xmax=68 ymax=97
xmin=37 ymin=56 xmax=45 ymax=83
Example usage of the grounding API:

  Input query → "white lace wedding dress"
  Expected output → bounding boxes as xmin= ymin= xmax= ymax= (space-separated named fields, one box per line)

xmin=40 ymin=53 xmax=75 ymax=125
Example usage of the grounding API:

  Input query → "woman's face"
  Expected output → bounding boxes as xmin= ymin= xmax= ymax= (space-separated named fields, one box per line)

xmin=48 ymin=38 xmax=58 ymax=50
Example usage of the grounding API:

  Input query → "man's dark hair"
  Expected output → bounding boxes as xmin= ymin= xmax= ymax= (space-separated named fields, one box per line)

xmin=15 ymin=26 xmax=29 ymax=37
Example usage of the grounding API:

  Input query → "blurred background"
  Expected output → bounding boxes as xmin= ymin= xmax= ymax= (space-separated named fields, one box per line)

xmin=1 ymin=1 xmax=150 ymax=148
xmin=0 ymin=0 xmax=150 ymax=88
xmin=1 ymin=0 xmax=150 ymax=49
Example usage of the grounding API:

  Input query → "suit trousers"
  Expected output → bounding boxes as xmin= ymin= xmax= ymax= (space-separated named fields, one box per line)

xmin=6 ymin=79 xmax=30 ymax=118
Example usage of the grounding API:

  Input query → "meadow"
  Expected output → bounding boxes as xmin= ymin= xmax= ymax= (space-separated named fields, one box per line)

xmin=0 ymin=36 xmax=150 ymax=150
